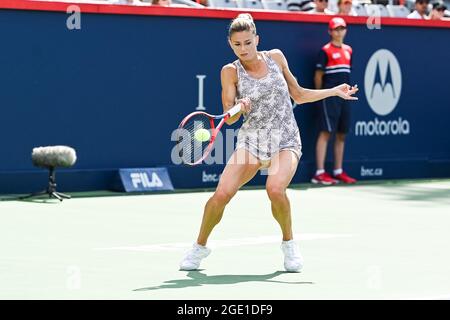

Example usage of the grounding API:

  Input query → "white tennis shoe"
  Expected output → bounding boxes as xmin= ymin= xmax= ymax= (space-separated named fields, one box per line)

xmin=179 ymin=243 xmax=211 ymax=271
xmin=281 ymin=240 xmax=303 ymax=272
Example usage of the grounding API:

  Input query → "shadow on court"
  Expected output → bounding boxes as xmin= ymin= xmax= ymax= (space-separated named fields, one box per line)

xmin=0 ymin=196 xmax=62 ymax=204
xmin=134 ymin=271 xmax=314 ymax=292
xmin=290 ymin=179 xmax=450 ymax=203
xmin=377 ymin=186 xmax=450 ymax=204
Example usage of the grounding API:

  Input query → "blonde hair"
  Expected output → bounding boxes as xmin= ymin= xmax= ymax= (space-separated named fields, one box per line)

xmin=228 ymin=13 xmax=257 ymax=37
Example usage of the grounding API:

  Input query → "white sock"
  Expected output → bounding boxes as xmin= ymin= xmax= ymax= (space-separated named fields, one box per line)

xmin=316 ymin=169 xmax=325 ymax=175
xmin=333 ymin=168 xmax=343 ymax=176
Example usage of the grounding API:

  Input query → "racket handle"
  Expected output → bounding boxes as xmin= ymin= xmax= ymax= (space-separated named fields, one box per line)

xmin=227 ymin=103 xmax=242 ymax=118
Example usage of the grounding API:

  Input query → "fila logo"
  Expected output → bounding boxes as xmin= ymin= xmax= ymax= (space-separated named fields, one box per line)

xmin=130 ymin=172 xmax=163 ymax=188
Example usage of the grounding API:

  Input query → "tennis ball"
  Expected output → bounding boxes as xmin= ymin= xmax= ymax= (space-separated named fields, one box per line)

xmin=194 ymin=128 xmax=210 ymax=142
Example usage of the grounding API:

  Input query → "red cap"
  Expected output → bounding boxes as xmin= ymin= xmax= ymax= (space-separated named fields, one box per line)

xmin=329 ymin=17 xmax=347 ymax=30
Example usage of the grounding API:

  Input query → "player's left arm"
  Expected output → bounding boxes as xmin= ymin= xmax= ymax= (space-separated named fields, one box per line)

xmin=269 ymin=49 xmax=358 ymax=105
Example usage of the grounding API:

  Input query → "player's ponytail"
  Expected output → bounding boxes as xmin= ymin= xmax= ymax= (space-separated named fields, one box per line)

xmin=228 ymin=13 xmax=257 ymax=37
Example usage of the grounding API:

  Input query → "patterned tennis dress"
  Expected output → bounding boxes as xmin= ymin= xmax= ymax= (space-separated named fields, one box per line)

xmin=234 ymin=51 xmax=302 ymax=164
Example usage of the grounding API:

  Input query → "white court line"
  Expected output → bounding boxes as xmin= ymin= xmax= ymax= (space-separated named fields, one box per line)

xmin=94 ymin=233 xmax=353 ymax=252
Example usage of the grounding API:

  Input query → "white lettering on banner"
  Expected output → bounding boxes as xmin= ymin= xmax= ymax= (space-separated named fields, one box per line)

xmin=66 ymin=5 xmax=81 ymax=30
xmin=360 ymin=166 xmax=383 ymax=177
xmin=196 ymin=75 xmax=206 ymax=111
xmin=131 ymin=172 xmax=163 ymax=188
xmin=202 ymin=171 xmax=221 ymax=183
xmin=366 ymin=6 xmax=382 ymax=30
xmin=355 ymin=117 xmax=410 ymax=136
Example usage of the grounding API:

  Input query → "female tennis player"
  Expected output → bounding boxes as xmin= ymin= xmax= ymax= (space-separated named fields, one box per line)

xmin=180 ymin=13 xmax=358 ymax=272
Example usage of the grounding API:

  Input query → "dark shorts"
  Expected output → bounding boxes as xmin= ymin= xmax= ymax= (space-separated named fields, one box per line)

xmin=317 ymin=96 xmax=351 ymax=134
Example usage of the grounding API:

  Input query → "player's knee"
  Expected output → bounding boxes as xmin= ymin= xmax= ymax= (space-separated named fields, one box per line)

xmin=266 ymin=185 xmax=286 ymax=202
xmin=211 ymin=189 xmax=234 ymax=205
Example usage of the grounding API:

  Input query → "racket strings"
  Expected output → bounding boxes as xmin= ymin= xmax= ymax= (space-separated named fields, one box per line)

xmin=177 ymin=114 xmax=212 ymax=164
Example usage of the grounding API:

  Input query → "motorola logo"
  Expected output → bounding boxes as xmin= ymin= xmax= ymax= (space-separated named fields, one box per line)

xmin=364 ymin=49 xmax=402 ymax=116
xmin=356 ymin=49 xmax=410 ymax=136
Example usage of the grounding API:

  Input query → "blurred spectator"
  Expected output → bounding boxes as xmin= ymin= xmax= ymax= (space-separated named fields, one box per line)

xmin=152 ymin=0 xmax=172 ymax=4
xmin=110 ymin=0 xmax=148 ymax=4
xmin=288 ymin=0 xmax=315 ymax=11
xmin=428 ymin=1 xmax=447 ymax=19
xmin=193 ymin=0 xmax=208 ymax=5
xmin=308 ymin=0 xmax=335 ymax=13
xmin=407 ymin=0 xmax=430 ymax=18
xmin=337 ymin=0 xmax=356 ymax=15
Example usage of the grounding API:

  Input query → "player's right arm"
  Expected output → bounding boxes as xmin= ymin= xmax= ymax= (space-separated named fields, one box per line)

xmin=221 ymin=64 xmax=250 ymax=125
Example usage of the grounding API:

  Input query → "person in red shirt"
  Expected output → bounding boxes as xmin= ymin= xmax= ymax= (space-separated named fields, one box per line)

xmin=311 ymin=17 xmax=357 ymax=185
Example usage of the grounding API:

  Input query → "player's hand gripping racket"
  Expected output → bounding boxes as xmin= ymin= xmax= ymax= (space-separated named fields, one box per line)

xmin=175 ymin=103 xmax=243 ymax=166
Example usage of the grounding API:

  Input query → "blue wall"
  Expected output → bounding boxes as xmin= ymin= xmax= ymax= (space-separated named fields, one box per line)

xmin=0 ymin=8 xmax=449 ymax=193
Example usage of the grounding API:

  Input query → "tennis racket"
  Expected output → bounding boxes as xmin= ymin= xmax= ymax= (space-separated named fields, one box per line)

xmin=175 ymin=103 xmax=242 ymax=166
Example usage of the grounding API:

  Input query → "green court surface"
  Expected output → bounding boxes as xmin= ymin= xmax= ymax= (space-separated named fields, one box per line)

xmin=1 ymin=179 xmax=449 ymax=300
